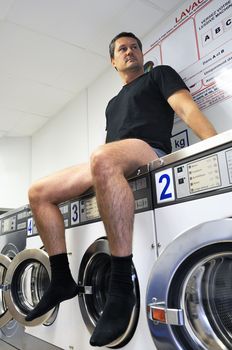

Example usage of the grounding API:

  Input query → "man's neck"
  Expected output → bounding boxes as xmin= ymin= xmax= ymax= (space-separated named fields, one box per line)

xmin=120 ymin=69 xmax=144 ymax=85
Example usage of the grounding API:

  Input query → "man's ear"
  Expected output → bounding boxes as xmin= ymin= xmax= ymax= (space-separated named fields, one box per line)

xmin=111 ymin=58 xmax=117 ymax=71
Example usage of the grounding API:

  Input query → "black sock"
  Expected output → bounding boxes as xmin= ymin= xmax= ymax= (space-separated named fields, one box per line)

xmin=89 ymin=254 xmax=135 ymax=346
xmin=25 ymin=253 xmax=78 ymax=321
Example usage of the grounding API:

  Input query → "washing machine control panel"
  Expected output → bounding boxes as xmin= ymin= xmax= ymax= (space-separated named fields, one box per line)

xmin=27 ymin=203 xmax=70 ymax=237
xmin=68 ymin=172 xmax=153 ymax=227
xmin=153 ymin=145 xmax=232 ymax=205
xmin=26 ymin=173 xmax=154 ymax=230
xmin=59 ymin=203 xmax=69 ymax=228
xmin=129 ymin=175 xmax=153 ymax=211
xmin=0 ymin=206 xmax=29 ymax=234
xmin=174 ymin=147 xmax=232 ymax=199
xmin=79 ymin=196 xmax=100 ymax=223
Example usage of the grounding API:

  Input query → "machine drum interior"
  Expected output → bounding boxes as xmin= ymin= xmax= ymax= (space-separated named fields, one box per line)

xmin=11 ymin=259 xmax=58 ymax=325
xmin=78 ymin=238 xmax=140 ymax=349
xmin=205 ymin=256 xmax=232 ymax=342
xmin=11 ymin=260 xmax=47 ymax=313
xmin=4 ymin=248 xmax=59 ymax=327
xmin=178 ymin=249 xmax=232 ymax=350
xmin=84 ymin=252 xmax=111 ymax=323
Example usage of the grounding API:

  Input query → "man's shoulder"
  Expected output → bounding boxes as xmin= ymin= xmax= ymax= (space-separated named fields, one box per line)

xmin=150 ymin=65 xmax=180 ymax=82
xmin=107 ymin=85 xmax=127 ymax=105
xmin=106 ymin=92 xmax=121 ymax=111
xmin=152 ymin=64 xmax=175 ymax=74
xmin=107 ymin=93 xmax=119 ymax=105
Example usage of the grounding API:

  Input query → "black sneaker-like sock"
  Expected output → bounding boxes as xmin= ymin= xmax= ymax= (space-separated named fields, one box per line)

xmin=89 ymin=254 xmax=135 ymax=347
xmin=25 ymin=253 xmax=78 ymax=321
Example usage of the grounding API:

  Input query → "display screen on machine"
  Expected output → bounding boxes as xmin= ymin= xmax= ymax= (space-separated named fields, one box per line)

xmin=187 ymin=154 xmax=221 ymax=193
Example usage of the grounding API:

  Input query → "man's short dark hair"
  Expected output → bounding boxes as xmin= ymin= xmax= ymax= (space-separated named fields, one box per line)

xmin=109 ymin=32 xmax=143 ymax=59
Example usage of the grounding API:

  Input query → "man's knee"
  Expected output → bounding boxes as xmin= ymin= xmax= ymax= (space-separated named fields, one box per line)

xmin=90 ymin=145 xmax=116 ymax=179
xmin=28 ymin=182 xmax=45 ymax=208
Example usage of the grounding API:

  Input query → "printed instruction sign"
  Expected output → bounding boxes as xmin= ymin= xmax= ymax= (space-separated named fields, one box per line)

xmin=143 ymin=0 xmax=232 ymax=115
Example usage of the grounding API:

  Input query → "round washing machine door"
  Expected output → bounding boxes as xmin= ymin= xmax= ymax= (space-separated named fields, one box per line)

xmin=0 ymin=242 xmax=23 ymax=329
xmin=0 ymin=254 xmax=13 ymax=328
xmin=1 ymin=242 xmax=20 ymax=259
xmin=3 ymin=248 xmax=58 ymax=327
xmin=78 ymin=237 xmax=140 ymax=349
xmin=147 ymin=218 xmax=232 ymax=350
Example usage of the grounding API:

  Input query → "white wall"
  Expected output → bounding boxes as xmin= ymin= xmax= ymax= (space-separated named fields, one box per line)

xmin=31 ymin=90 xmax=89 ymax=182
xmin=88 ymin=68 xmax=121 ymax=154
xmin=31 ymin=67 xmax=121 ymax=179
xmin=0 ymin=137 xmax=31 ymax=208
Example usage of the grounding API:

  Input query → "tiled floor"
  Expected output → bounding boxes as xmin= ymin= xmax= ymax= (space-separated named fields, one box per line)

xmin=0 ymin=341 xmax=15 ymax=350
xmin=0 ymin=319 xmax=63 ymax=350
xmin=0 ymin=334 xmax=62 ymax=350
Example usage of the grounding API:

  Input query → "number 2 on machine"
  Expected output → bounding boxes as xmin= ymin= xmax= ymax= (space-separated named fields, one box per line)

xmin=155 ymin=168 xmax=175 ymax=203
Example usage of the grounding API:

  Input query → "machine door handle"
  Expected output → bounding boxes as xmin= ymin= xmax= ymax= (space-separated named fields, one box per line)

xmin=147 ymin=300 xmax=184 ymax=326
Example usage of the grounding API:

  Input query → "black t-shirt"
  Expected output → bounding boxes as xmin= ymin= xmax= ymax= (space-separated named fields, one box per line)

xmin=105 ymin=65 xmax=189 ymax=154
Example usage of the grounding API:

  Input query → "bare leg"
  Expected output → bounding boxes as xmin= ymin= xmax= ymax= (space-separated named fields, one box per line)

xmin=26 ymin=163 xmax=93 ymax=321
xmin=28 ymin=163 xmax=92 ymax=256
xmin=90 ymin=139 xmax=158 ymax=346
xmin=91 ymin=139 xmax=157 ymax=255
xmin=26 ymin=139 xmax=158 ymax=326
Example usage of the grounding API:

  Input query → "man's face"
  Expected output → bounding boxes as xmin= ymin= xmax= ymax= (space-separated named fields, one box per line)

xmin=111 ymin=37 xmax=144 ymax=73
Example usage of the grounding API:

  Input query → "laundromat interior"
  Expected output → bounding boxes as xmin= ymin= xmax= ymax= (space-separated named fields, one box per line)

xmin=0 ymin=0 xmax=232 ymax=349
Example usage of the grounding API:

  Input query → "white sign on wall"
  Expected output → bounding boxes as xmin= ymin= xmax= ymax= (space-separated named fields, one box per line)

xmin=143 ymin=0 xmax=232 ymax=128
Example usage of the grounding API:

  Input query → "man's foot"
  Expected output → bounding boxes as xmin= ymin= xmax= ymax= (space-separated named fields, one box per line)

xmin=89 ymin=293 xmax=135 ymax=346
xmin=25 ymin=279 xmax=79 ymax=321
xmin=90 ymin=254 xmax=135 ymax=346
xmin=25 ymin=253 xmax=79 ymax=321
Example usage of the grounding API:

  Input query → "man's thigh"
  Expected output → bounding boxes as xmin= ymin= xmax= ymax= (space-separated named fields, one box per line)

xmin=32 ymin=162 xmax=93 ymax=204
xmin=98 ymin=139 xmax=158 ymax=176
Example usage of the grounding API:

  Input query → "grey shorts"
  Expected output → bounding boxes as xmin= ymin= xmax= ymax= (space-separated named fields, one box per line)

xmin=152 ymin=147 xmax=167 ymax=158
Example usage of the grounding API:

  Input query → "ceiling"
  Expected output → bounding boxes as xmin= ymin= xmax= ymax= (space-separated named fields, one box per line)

xmin=0 ymin=0 xmax=186 ymax=137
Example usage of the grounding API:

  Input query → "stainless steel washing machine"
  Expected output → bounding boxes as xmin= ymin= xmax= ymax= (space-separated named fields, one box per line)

xmin=146 ymin=129 xmax=232 ymax=350
xmin=22 ymin=203 xmax=70 ymax=349
xmin=0 ymin=206 xmax=28 ymax=349
xmin=0 ymin=203 xmax=69 ymax=350
xmin=64 ymin=168 xmax=157 ymax=350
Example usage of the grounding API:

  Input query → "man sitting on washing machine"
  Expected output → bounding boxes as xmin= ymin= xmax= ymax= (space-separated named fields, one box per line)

xmin=26 ymin=32 xmax=217 ymax=346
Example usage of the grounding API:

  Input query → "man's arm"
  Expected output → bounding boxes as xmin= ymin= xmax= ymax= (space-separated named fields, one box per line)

xmin=167 ymin=89 xmax=217 ymax=139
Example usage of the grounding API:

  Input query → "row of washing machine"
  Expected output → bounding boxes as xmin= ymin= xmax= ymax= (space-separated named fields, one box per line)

xmin=0 ymin=129 xmax=232 ymax=350
xmin=0 ymin=206 xmax=28 ymax=349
